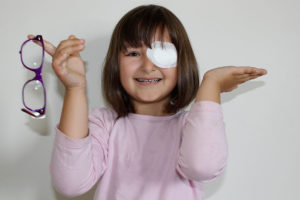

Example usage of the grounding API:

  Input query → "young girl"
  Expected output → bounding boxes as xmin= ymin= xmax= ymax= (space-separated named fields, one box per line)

xmin=29 ymin=4 xmax=267 ymax=200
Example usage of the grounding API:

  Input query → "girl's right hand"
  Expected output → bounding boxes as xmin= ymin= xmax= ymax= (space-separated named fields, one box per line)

xmin=27 ymin=34 xmax=87 ymax=90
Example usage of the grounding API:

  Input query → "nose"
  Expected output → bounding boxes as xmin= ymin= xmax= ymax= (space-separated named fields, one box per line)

xmin=140 ymin=55 xmax=157 ymax=73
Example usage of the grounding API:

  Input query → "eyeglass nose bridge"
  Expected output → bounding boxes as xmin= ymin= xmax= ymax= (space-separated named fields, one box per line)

xmin=29 ymin=68 xmax=43 ymax=80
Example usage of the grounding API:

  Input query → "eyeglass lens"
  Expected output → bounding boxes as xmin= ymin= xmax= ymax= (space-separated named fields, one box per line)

xmin=22 ymin=39 xmax=43 ymax=69
xmin=23 ymin=80 xmax=45 ymax=109
xmin=22 ymin=39 xmax=45 ymax=110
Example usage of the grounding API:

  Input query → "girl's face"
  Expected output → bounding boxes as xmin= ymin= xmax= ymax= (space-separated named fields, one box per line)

xmin=119 ymin=29 xmax=177 ymax=111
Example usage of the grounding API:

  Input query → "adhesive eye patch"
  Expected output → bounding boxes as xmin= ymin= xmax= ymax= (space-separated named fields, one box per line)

xmin=146 ymin=41 xmax=177 ymax=68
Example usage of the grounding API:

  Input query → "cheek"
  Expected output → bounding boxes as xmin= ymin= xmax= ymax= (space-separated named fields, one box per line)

xmin=120 ymin=65 xmax=135 ymax=78
xmin=119 ymin=61 xmax=138 ymax=88
xmin=162 ymin=68 xmax=178 ymax=84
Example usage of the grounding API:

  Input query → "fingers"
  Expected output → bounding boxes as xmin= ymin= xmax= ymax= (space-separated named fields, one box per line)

xmin=237 ymin=73 xmax=261 ymax=79
xmin=27 ymin=34 xmax=86 ymax=57
xmin=236 ymin=73 xmax=264 ymax=85
xmin=233 ymin=67 xmax=268 ymax=80
xmin=54 ymin=36 xmax=85 ymax=59
xmin=52 ymin=35 xmax=85 ymax=72
xmin=230 ymin=66 xmax=267 ymax=85
xmin=60 ymin=43 xmax=85 ymax=55
xmin=56 ymin=36 xmax=85 ymax=51
xmin=27 ymin=34 xmax=36 ymax=39
xmin=53 ymin=44 xmax=85 ymax=68
xmin=232 ymin=66 xmax=267 ymax=75
xmin=27 ymin=34 xmax=56 ymax=56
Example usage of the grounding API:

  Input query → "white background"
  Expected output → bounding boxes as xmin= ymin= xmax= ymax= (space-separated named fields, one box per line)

xmin=1 ymin=0 xmax=299 ymax=199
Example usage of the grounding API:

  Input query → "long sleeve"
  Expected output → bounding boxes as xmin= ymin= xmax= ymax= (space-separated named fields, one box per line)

xmin=176 ymin=100 xmax=228 ymax=182
xmin=49 ymin=108 xmax=115 ymax=197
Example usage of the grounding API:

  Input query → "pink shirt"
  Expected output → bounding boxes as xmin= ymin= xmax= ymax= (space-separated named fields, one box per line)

xmin=50 ymin=100 xmax=228 ymax=200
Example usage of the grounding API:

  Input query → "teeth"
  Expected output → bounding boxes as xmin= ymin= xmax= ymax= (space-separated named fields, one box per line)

xmin=136 ymin=79 xmax=161 ymax=83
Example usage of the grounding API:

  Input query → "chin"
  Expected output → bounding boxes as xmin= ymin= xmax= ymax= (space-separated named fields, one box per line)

xmin=134 ymin=95 xmax=169 ymax=104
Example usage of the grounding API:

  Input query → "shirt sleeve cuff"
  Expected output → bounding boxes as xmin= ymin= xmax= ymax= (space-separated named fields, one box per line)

xmin=54 ymin=125 xmax=91 ymax=149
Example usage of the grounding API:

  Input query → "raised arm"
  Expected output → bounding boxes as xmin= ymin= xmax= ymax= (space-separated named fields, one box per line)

xmin=177 ymin=66 xmax=267 ymax=182
xmin=28 ymin=34 xmax=88 ymax=139
xmin=28 ymin=34 xmax=100 ymax=197
xmin=53 ymin=35 xmax=88 ymax=139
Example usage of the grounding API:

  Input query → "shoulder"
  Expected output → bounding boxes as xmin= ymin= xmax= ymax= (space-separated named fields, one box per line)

xmin=90 ymin=106 xmax=117 ymax=119
xmin=173 ymin=108 xmax=189 ymax=127
xmin=88 ymin=107 xmax=118 ymax=131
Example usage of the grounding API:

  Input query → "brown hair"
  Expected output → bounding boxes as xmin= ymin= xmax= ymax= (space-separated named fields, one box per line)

xmin=102 ymin=4 xmax=199 ymax=119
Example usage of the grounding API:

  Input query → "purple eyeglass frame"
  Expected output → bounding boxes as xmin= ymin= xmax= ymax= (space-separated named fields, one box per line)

xmin=19 ymin=35 xmax=46 ymax=118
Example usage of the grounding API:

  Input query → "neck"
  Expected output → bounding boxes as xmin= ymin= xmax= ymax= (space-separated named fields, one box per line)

xmin=131 ymin=98 xmax=171 ymax=116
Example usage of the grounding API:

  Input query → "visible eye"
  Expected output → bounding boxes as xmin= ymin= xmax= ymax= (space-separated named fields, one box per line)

xmin=126 ymin=51 xmax=140 ymax=57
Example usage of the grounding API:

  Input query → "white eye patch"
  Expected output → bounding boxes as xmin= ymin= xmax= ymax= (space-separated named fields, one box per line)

xmin=146 ymin=41 xmax=177 ymax=68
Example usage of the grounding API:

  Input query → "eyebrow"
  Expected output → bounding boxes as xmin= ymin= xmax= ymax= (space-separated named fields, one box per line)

xmin=123 ymin=45 xmax=143 ymax=52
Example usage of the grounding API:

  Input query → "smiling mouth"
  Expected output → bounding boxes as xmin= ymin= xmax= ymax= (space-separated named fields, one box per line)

xmin=134 ymin=78 xmax=162 ymax=84
xmin=135 ymin=78 xmax=162 ymax=82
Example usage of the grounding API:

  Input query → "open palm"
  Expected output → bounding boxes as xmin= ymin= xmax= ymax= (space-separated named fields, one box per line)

xmin=204 ymin=66 xmax=268 ymax=92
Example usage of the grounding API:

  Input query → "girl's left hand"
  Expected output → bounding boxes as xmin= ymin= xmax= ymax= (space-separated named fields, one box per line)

xmin=203 ymin=66 xmax=268 ymax=93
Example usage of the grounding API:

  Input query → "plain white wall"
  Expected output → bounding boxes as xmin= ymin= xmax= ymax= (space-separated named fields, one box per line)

xmin=1 ymin=0 xmax=299 ymax=199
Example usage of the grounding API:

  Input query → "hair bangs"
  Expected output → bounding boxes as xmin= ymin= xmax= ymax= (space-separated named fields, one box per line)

xmin=119 ymin=7 xmax=170 ymax=51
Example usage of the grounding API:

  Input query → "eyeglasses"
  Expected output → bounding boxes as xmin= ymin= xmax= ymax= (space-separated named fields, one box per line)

xmin=19 ymin=35 xmax=46 ymax=118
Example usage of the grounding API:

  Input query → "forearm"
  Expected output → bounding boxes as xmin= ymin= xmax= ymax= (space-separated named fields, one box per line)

xmin=195 ymin=75 xmax=221 ymax=104
xmin=58 ymin=88 xmax=88 ymax=139
xmin=51 ymin=101 xmax=107 ymax=197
